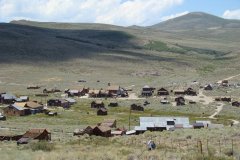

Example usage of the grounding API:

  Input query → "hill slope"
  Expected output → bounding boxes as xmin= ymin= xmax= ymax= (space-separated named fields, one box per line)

xmin=150 ymin=12 xmax=240 ymax=31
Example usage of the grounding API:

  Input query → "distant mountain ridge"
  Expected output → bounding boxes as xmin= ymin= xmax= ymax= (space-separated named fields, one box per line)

xmin=150 ymin=12 xmax=240 ymax=31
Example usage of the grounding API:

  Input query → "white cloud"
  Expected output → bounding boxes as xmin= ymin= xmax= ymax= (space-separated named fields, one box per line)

xmin=161 ymin=11 xmax=189 ymax=21
xmin=223 ymin=9 xmax=240 ymax=20
xmin=0 ymin=0 xmax=184 ymax=26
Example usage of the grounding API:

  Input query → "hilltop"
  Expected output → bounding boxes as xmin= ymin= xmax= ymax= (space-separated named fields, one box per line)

xmin=150 ymin=12 xmax=240 ymax=31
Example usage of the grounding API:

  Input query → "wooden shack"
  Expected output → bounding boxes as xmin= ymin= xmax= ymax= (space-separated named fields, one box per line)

xmin=131 ymin=104 xmax=144 ymax=111
xmin=92 ymin=126 xmax=111 ymax=137
xmin=157 ymin=88 xmax=169 ymax=96
xmin=175 ymin=97 xmax=185 ymax=106
xmin=97 ymin=108 xmax=108 ymax=116
xmin=91 ymin=101 xmax=104 ymax=108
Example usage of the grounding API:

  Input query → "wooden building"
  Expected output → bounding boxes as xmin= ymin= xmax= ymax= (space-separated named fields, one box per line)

xmin=157 ymin=88 xmax=169 ymax=96
xmin=131 ymin=104 xmax=144 ymax=111
xmin=91 ymin=101 xmax=104 ymax=108
xmin=97 ymin=108 xmax=108 ymax=116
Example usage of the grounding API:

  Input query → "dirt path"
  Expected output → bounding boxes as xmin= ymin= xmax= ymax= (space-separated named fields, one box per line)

xmin=223 ymin=74 xmax=240 ymax=81
xmin=185 ymin=89 xmax=213 ymax=105
xmin=208 ymin=102 xmax=224 ymax=119
xmin=230 ymin=119 xmax=240 ymax=125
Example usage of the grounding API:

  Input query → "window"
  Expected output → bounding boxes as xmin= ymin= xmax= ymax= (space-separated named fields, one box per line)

xmin=167 ymin=121 xmax=175 ymax=125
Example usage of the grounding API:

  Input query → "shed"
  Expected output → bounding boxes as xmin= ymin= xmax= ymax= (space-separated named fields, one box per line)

xmin=232 ymin=101 xmax=240 ymax=107
xmin=193 ymin=123 xmax=204 ymax=129
xmin=141 ymin=85 xmax=154 ymax=97
xmin=204 ymin=84 xmax=213 ymax=90
xmin=92 ymin=126 xmax=111 ymax=137
xmin=157 ymin=88 xmax=169 ymax=96
xmin=91 ymin=101 xmax=104 ymax=108
xmin=175 ymin=97 xmax=185 ymax=106
xmin=1 ymin=93 xmax=16 ymax=104
xmin=174 ymin=90 xmax=185 ymax=95
xmin=65 ymin=98 xmax=76 ymax=105
xmin=97 ymin=108 xmax=108 ymax=116
xmin=22 ymin=129 xmax=51 ymax=141
xmin=185 ymin=88 xmax=197 ymax=96
xmin=131 ymin=104 xmax=144 ymax=111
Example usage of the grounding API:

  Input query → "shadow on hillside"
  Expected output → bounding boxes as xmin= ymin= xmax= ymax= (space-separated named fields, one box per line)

xmin=0 ymin=23 xmax=176 ymax=64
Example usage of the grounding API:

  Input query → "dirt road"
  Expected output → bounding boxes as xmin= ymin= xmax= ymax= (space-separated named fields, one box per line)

xmin=208 ymin=102 xmax=224 ymax=119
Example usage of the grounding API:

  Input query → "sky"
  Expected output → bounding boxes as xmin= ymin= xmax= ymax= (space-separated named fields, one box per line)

xmin=0 ymin=0 xmax=240 ymax=26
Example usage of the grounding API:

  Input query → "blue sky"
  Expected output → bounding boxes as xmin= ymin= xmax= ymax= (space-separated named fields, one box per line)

xmin=0 ymin=0 xmax=240 ymax=26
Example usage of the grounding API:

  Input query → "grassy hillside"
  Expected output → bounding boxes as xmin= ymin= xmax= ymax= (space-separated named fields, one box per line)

xmin=150 ymin=12 xmax=240 ymax=31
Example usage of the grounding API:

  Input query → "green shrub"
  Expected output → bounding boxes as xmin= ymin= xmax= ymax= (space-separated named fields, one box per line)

xmin=30 ymin=141 xmax=55 ymax=152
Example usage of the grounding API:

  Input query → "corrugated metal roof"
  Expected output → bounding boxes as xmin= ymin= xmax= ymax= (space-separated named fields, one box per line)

xmin=2 ymin=93 xmax=16 ymax=100
xmin=137 ymin=117 xmax=191 ymax=130
xmin=65 ymin=98 xmax=76 ymax=103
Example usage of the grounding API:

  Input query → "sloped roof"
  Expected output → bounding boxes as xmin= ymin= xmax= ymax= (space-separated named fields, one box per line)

xmin=95 ymin=126 xmax=111 ymax=133
xmin=2 ymin=93 xmax=16 ymax=100
xmin=14 ymin=102 xmax=26 ymax=108
xmin=11 ymin=104 xmax=25 ymax=111
xmin=137 ymin=117 xmax=191 ymax=129
xmin=23 ymin=129 xmax=50 ymax=139
xmin=65 ymin=98 xmax=76 ymax=103
xmin=25 ymin=102 xmax=43 ymax=109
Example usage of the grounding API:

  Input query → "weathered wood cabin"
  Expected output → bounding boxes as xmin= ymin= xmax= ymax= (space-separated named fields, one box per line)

xmin=185 ymin=88 xmax=197 ymax=96
xmin=3 ymin=104 xmax=30 ymax=116
xmin=1 ymin=93 xmax=16 ymax=104
xmin=131 ymin=104 xmax=144 ymax=111
xmin=97 ymin=108 xmax=108 ymax=116
xmin=91 ymin=100 xmax=105 ymax=108
xmin=175 ymin=97 xmax=185 ymax=106
xmin=157 ymin=88 xmax=169 ymax=96
xmin=141 ymin=85 xmax=155 ymax=97
xmin=92 ymin=126 xmax=111 ymax=137
xmin=17 ymin=129 xmax=51 ymax=144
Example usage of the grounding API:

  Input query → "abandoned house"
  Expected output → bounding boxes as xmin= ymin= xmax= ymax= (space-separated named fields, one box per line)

xmin=193 ymin=122 xmax=205 ymax=129
xmin=185 ymin=88 xmax=197 ymax=96
xmin=232 ymin=101 xmax=240 ymax=107
xmin=21 ymin=102 xmax=44 ymax=114
xmin=1 ymin=93 xmax=17 ymax=104
xmin=43 ymin=88 xmax=61 ymax=94
xmin=173 ymin=90 xmax=185 ymax=95
xmin=47 ymin=99 xmax=70 ymax=108
xmin=108 ymin=102 xmax=118 ymax=107
xmin=157 ymin=88 xmax=169 ymax=96
xmin=175 ymin=97 xmax=185 ymax=106
xmin=134 ymin=117 xmax=192 ymax=134
xmin=91 ymin=100 xmax=105 ymax=108
xmin=97 ymin=108 xmax=108 ymax=116
xmin=106 ymin=85 xmax=128 ymax=97
xmin=15 ymin=96 xmax=29 ymax=102
xmin=131 ymin=104 xmax=144 ymax=111
xmin=204 ymin=84 xmax=213 ymax=90
xmin=141 ymin=85 xmax=155 ymax=97
xmin=92 ymin=126 xmax=111 ymax=137
xmin=3 ymin=104 xmax=30 ymax=116
xmin=27 ymin=85 xmax=40 ymax=89
xmin=17 ymin=129 xmax=51 ymax=144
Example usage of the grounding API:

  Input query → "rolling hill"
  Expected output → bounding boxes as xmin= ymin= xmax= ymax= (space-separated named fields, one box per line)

xmin=0 ymin=12 xmax=239 ymax=85
xmin=150 ymin=12 xmax=240 ymax=31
